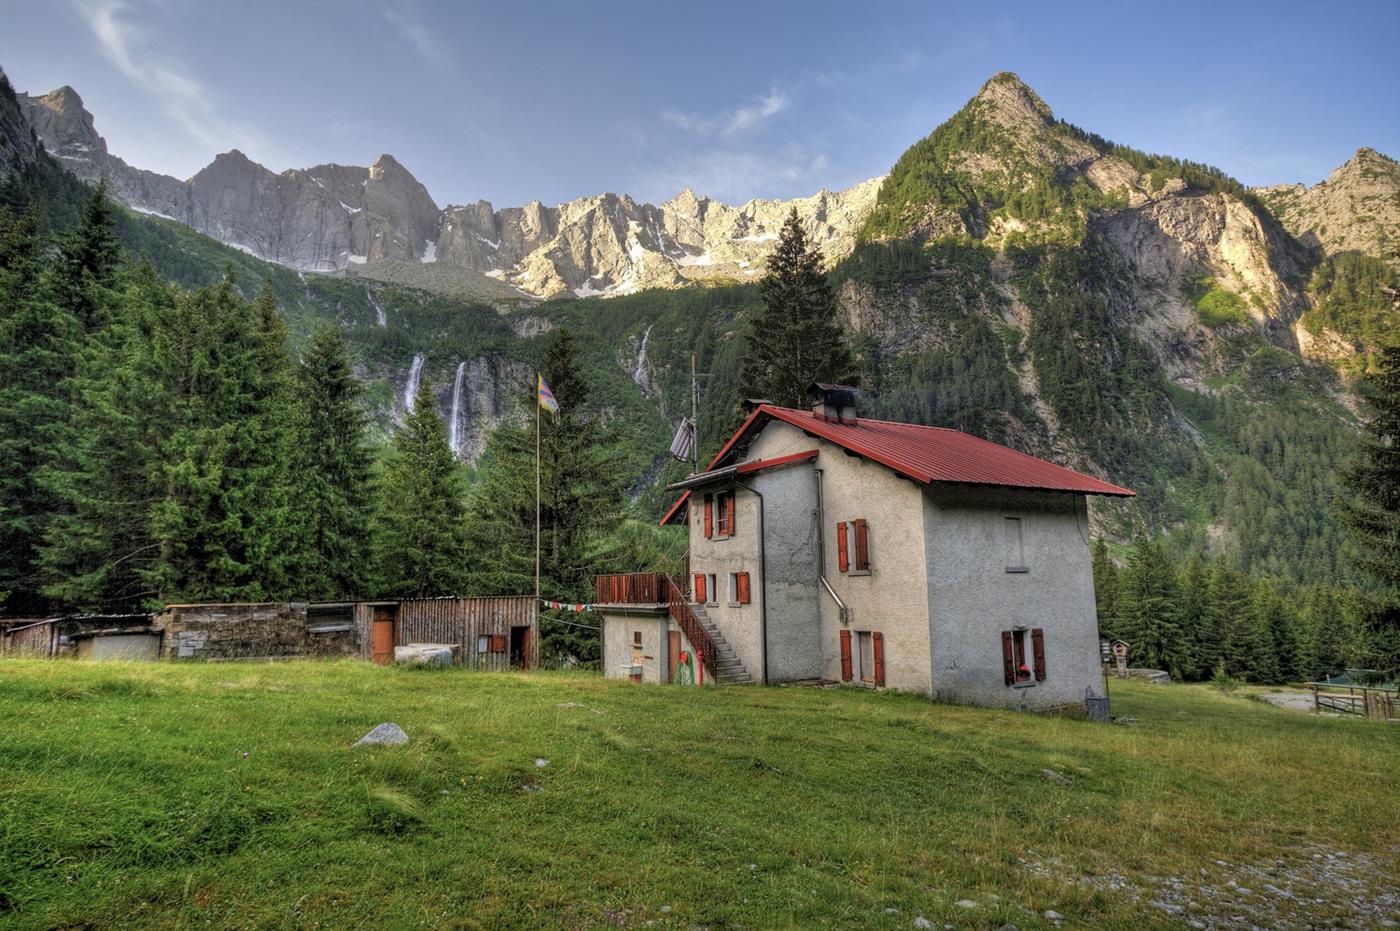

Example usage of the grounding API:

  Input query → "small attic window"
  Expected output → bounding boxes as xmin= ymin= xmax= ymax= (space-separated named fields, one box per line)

xmin=1005 ymin=517 xmax=1028 ymax=573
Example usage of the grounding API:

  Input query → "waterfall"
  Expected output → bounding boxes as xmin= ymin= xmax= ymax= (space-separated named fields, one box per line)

xmin=366 ymin=287 xmax=386 ymax=327
xmin=404 ymin=353 xmax=424 ymax=412
xmin=448 ymin=361 xmax=466 ymax=458
xmin=632 ymin=324 xmax=653 ymax=388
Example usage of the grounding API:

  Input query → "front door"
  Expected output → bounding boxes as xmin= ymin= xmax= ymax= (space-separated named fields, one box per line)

xmin=668 ymin=630 xmax=682 ymax=683
xmin=371 ymin=607 xmax=396 ymax=665
xmin=509 ymin=625 xmax=530 ymax=669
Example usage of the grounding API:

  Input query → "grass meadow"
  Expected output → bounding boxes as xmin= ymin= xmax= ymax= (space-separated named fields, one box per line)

xmin=0 ymin=661 xmax=1395 ymax=929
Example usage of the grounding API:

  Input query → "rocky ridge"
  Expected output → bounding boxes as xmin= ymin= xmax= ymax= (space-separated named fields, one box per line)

xmin=14 ymin=78 xmax=880 ymax=299
xmin=1254 ymin=147 xmax=1400 ymax=269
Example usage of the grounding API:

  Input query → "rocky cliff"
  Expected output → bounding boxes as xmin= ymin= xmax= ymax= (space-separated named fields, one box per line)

xmin=15 ymin=78 xmax=879 ymax=299
xmin=1255 ymin=147 xmax=1400 ymax=269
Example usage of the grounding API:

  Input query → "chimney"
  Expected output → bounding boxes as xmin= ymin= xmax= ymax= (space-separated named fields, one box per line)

xmin=744 ymin=398 xmax=774 ymax=415
xmin=810 ymin=384 xmax=859 ymax=425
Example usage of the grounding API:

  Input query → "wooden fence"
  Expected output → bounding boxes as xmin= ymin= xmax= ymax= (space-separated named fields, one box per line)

xmin=594 ymin=573 xmax=666 ymax=605
xmin=1309 ymin=682 xmax=1398 ymax=719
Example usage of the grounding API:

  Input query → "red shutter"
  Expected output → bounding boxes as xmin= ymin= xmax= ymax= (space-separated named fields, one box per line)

xmin=836 ymin=521 xmax=849 ymax=573
xmin=872 ymin=632 xmax=885 ymax=687
xmin=693 ymin=574 xmax=706 ymax=604
xmin=725 ymin=492 xmax=736 ymax=535
xmin=839 ymin=629 xmax=852 ymax=682
xmin=490 ymin=633 xmax=507 ymax=653
xmin=854 ymin=518 xmax=870 ymax=571
xmin=1032 ymin=628 xmax=1046 ymax=681
xmin=1001 ymin=630 xmax=1016 ymax=686
xmin=703 ymin=495 xmax=713 ymax=538
xmin=736 ymin=572 xmax=750 ymax=604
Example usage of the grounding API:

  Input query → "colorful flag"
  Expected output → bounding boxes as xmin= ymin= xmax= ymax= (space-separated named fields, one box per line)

xmin=537 ymin=373 xmax=559 ymax=413
xmin=670 ymin=416 xmax=695 ymax=462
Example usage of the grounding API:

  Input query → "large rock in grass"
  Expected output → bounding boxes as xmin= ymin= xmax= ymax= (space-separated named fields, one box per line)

xmin=355 ymin=723 xmax=409 ymax=746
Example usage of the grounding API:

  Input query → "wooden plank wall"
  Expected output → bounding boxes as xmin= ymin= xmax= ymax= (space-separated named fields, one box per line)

xmin=352 ymin=603 xmax=373 ymax=661
xmin=396 ymin=596 xmax=538 ymax=670
xmin=0 ymin=621 xmax=57 ymax=658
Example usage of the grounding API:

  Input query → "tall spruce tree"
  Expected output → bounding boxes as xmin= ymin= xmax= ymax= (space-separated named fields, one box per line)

xmin=294 ymin=326 xmax=372 ymax=600
xmin=464 ymin=328 xmax=625 ymax=661
xmin=1203 ymin=556 xmax=1248 ymax=676
xmin=738 ymin=208 xmax=856 ymax=408
xmin=1335 ymin=344 xmax=1400 ymax=679
xmin=1177 ymin=559 xmax=1211 ymax=679
xmin=1090 ymin=537 xmax=1119 ymax=639
xmin=371 ymin=375 xmax=468 ymax=598
xmin=1115 ymin=531 xmax=1190 ymax=677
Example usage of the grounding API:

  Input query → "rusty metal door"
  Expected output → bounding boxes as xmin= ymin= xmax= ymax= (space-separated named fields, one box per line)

xmin=371 ymin=607 xmax=395 ymax=665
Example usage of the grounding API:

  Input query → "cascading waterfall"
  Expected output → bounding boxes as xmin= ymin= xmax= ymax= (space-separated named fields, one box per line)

xmin=404 ymin=353 xmax=424 ymax=412
xmin=448 ymin=361 xmax=466 ymax=458
xmin=366 ymin=287 xmax=387 ymax=327
xmin=632 ymin=323 xmax=653 ymax=388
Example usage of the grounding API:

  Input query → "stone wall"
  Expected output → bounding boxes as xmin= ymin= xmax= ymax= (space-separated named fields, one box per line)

xmin=154 ymin=603 xmax=358 ymax=661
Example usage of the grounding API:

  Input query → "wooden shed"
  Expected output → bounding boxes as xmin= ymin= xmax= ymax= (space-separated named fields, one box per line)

xmin=351 ymin=596 xmax=539 ymax=669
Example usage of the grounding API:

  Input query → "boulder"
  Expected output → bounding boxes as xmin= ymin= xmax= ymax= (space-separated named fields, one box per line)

xmin=355 ymin=723 xmax=408 ymax=746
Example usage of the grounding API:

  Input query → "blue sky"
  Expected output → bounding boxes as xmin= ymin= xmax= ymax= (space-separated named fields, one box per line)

xmin=2 ymin=0 xmax=1397 ymax=208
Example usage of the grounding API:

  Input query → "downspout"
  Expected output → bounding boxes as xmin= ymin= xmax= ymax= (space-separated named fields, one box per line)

xmin=733 ymin=478 xmax=768 ymax=685
xmin=813 ymin=468 xmax=850 ymax=624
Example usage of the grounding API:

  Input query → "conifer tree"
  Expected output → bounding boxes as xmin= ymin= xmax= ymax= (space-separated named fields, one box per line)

xmin=739 ymin=208 xmax=856 ymax=408
xmin=0 ymin=207 xmax=73 ymax=612
xmin=1336 ymin=344 xmax=1400 ymax=679
xmin=294 ymin=326 xmax=372 ymax=600
xmin=1245 ymin=581 xmax=1285 ymax=684
xmin=371 ymin=376 xmax=469 ymax=598
xmin=1115 ymin=531 xmax=1189 ymax=677
xmin=1204 ymin=555 xmax=1250 ymax=676
xmin=51 ymin=181 xmax=122 ymax=333
xmin=465 ymin=329 xmax=625 ymax=660
xmin=1177 ymin=559 xmax=1211 ymax=679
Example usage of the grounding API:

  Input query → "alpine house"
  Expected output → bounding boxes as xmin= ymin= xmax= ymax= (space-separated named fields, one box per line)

xmin=595 ymin=385 xmax=1133 ymax=710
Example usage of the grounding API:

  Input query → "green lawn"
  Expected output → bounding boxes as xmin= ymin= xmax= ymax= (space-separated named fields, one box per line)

xmin=0 ymin=662 xmax=1395 ymax=929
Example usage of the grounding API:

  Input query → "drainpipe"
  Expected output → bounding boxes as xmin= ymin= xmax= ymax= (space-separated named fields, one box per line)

xmin=813 ymin=468 xmax=850 ymax=624
xmin=733 ymin=478 xmax=768 ymax=685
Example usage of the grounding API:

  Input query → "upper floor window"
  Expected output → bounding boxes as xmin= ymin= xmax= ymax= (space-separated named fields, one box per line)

xmin=702 ymin=491 xmax=736 ymax=539
xmin=835 ymin=519 xmax=871 ymax=574
xmin=1005 ymin=517 xmax=1028 ymax=573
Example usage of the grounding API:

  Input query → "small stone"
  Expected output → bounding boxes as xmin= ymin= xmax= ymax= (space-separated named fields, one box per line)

xmin=354 ymin=722 xmax=408 ymax=746
xmin=522 ymin=783 xmax=542 ymax=793
xmin=1044 ymin=911 xmax=1062 ymax=921
xmin=659 ymin=906 xmax=671 ymax=914
xmin=912 ymin=918 xmax=935 ymax=930
xmin=534 ymin=758 xmax=549 ymax=767
xmin=1189 ymin=922 xmax=1206 ymax=929
xmin=1150 ymin=901 xmax=1184 ymax=915
xmin=885 ymin=907 xmax=900 ymax=914
xmin=1040 ymin=768 xmax=1071 ymax=784
xmin=955 ymin=899 xmax=978 ymax=908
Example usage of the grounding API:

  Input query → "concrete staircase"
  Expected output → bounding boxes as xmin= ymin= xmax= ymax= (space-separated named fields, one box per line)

xmin=689 ymin=602 xmax=755 ymax=685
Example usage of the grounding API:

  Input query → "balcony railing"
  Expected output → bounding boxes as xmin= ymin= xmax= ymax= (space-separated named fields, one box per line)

xmin=594 ymin=572 xmax=666 ymax=605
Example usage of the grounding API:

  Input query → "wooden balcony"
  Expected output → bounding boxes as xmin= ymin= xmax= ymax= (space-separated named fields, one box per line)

xmin=594 ymin=572 xmax=667 ymax=605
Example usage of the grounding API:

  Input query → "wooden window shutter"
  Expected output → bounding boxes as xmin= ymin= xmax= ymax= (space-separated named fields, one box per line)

xmin=872 ymin=631 xmax=885 ymax=687
xmin=703 ymin=495 xmax=713 ymax=538
xmin=725 ymin=492 xmax=736 ymax=535
xmin=839 ymin=629 xmax=852 ymax=682
xmin=853 ymin=519 xmax=870 ymax=571
xmin=693 ymin=573 xmax=706 ymax=604
xmin=836 ymin=521 xmax=849 ymax=573
xmin=736 ymin=572 xmax=750 ymax=604
xmin=490 ymin=633 xmax=507 ymax=653
xmin=1001 ymin=630 xmax=1016 ymax=686
xmin=1032 ymin=627 xmax=1046 ymax=681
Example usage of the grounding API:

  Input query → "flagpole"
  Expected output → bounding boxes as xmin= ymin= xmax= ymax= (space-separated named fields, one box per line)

xmin=535 ymin=378 xmax=541 ymax=603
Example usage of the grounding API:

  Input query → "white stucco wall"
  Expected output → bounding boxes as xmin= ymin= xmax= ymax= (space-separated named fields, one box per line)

xmin=744 ymin=422 xmax=933 ymax=693
xmin=687 ymin=480 xmax=766 ymax=680
xmin=922 ymin=486 xmax=1103 ymax=709
xmin=600 ymin=608 xmax=670 ymax=683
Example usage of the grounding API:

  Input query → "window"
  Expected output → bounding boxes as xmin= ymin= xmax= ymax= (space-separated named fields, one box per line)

xmin=1005 ymin=517 xmax=1027 ymax=572
xmin=835 ymin=519 xmax=871 ymax=574
xmin=1001 ymin=627 xmax=1046 ymax=685
xmin=715 ymin=491 xmax=735 ymax=537
xmin=706 ymin=573 xmax=718 ymax=606
xmin=477 ymin=635 xmax=489 ymax=654
xmin=728 ymin=571 xmax=751 ymax=606
xmin=840 ymin=629 xmax=885 ymax=687
xmin=633 ymin=630 xmax=643 ymax=646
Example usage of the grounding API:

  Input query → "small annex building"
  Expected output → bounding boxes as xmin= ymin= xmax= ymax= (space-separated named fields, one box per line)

xmin=596 ymin=385 xmax=1133 ymax=710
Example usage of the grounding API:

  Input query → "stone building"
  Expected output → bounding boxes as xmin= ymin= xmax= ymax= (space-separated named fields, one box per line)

xmin=596 ymin=386 xmax=1132 ymax=710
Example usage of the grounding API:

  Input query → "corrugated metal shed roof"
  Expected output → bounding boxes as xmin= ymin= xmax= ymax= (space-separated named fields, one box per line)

xmin=661 ymin=405 xmax=1133 ymax=525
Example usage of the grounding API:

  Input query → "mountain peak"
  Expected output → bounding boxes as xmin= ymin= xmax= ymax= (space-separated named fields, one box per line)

xmin=971 ymin=71 xmax=1054 ymax=127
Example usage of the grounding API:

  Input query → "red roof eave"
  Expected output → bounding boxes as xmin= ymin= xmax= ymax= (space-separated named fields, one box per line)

xmin=659 ymin=448 xmax=820 ymax=526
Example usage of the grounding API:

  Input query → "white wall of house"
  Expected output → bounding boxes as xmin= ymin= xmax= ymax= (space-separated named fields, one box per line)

xmin=745 ymin=423 xmax=934 ymax=693
xmin=600 ymin=608 xmax=669 ymax=683
xmin=688 ymin=481 xmax=765 ymax=679
xmin=922 ymin=485 xmax=1103 ymax=709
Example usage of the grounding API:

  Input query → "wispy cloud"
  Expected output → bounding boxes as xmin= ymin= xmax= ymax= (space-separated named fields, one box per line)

xmin=663 ymin=89 xmax=790 ymax=137
xmin=73 ymin=0 xmax=255 ymax=155
xmin=383 ymin=2 xmax=450 ymax=70
xmin=635 ymin=145 xmax=830 ymax=205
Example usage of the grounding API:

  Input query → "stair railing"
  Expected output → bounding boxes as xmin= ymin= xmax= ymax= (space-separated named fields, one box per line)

xmin=664 ymin=573 xmax=719 ymax=683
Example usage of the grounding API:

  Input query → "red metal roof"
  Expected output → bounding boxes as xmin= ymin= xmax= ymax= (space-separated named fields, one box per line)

xmin=661 ymin=405 xmax=1132 ymax=524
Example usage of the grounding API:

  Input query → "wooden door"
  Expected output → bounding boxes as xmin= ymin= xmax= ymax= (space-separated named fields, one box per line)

xmin=668 ymin=630 xmax=682 ymax=683
xmin=371 ymin=608 xmax=395 ymax=665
